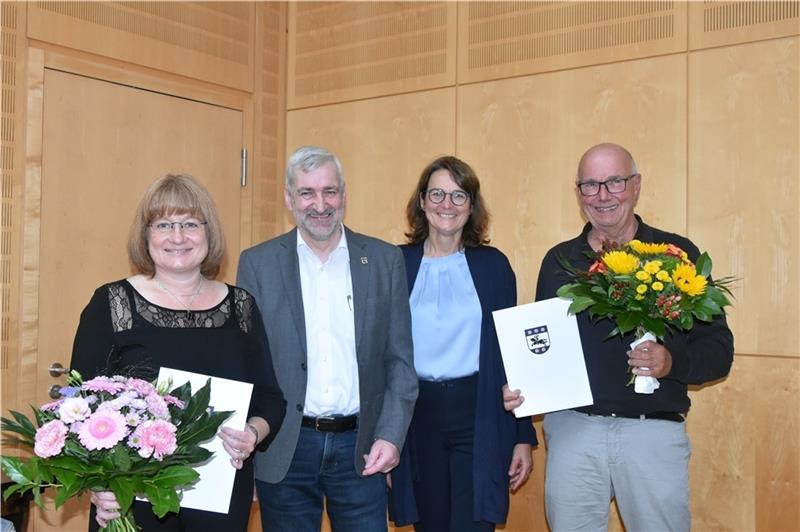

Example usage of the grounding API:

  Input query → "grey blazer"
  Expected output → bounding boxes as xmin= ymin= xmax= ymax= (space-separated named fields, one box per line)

xmin=237 ymin=227 xmax=417 ymax=483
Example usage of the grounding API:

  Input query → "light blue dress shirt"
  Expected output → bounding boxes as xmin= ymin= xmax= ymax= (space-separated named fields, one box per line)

xmin=409 ymin=251 xmax=482 ymax=381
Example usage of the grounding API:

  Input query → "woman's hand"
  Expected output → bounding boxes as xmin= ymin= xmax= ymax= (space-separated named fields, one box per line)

xmin=508 ymin=443 xmax=533 ymax=492
xmin=219 ymin=425 xmax=257 ymax=470
xmin=502 ymin=384 xmax=524 ymax=412
xmin=91 ymin=490 xmax=121 ymax=528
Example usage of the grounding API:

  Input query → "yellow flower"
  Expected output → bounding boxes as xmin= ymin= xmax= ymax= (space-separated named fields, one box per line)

xmin=636 ymin=284 xmax=648 ymax=294
xmin=628 ymin=240 xmax=668 ymax=255
xmin=673 ymin=263 xmax=708 ymax=296
xmin=635 ymin=294 xmax=645 ymax=300
xmin=652 ymin=281 xmax=664 ymax=291
xmin=656 ymin=270 xmax=671 ymax=282
xmin=643 ymin=260 xmax=662 ymax=274
xmin=635 ymin=270 xmax=651 ymax=282
xmin=602 ymin=251 xmax=639 ymax=275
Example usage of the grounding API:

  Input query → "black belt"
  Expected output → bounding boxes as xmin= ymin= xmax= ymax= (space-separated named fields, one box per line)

xmin=301 ymin=415 xmax=358 ymax=432
xmin=582 ymin=411 xmax=684 ymax=423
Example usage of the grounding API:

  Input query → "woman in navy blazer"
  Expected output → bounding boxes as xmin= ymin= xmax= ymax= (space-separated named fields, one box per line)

xmin=389 ymin=156 xmax=537 ymax=531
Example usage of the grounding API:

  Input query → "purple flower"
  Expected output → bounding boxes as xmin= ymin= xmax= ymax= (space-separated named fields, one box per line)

xmin=59 ymin=386 xmax=80 ymax=398
xmin=34 ymin=420 xmax=68 ymax=458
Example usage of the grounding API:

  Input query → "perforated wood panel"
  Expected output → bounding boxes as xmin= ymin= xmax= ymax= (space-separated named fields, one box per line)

xmin=27 ymin=1 xmax=255 ymax=91
xmin=459 ymin=1 xmax=687 ymax=84
xmin=1 ymin=0 xmax=25 ymax=412
xmin=690 ymin=1 xmax=800 ymax=50
xmin=288 ymin=1 xmax=456 ymax=109
xmin=252 ymin=2 xmax=286 ymax=244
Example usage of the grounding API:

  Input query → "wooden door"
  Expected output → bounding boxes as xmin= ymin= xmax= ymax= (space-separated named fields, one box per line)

xmin=32 ymin=68 xmax=244 ymax=531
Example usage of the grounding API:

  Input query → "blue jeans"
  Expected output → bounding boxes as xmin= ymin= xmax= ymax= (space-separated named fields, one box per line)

xmin=544 ymin=409 xmax=691 ymax=531
xmin=257 ymin=427 xmax=388 ymax=532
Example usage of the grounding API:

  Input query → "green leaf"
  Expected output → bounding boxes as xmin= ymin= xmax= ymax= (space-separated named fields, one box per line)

xmin=143 ymin=482 xmax=180 ymax=518
xmin=177 ymin=379 xmax=212 ymax=425
xmin=695 ymin=252 xmax=712 ymax=277
xmin=109 ymin=476 xmax=136 ymax=515
xmin=177 ymin=410 xmax=233 ymax=447
xmin=1 ymin=457 xmax=33 ymax=485
xmin=615 ymin=312 xmax=641 ymax=334
xmin=567 ymin=296 xmax=595 ymax=315
xmin=154 ymin=465 xmax=199 ymax=487
xmin=111 ymin=443 xmax=132 ymax=472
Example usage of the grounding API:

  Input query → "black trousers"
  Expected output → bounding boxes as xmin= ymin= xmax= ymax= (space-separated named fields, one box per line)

xmin=411 ymin=374 xmax=493 ymax=532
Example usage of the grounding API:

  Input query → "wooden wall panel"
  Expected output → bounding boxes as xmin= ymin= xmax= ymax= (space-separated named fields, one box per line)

xmin=457 ymin=53 xmax=687 ymax=304
xmin=250 ymin=2 xmax=286 ymax=245
xmin=459 ymin=1 xmax=688 ymax=84
xmin=688 ymin=354 xmax=800 ymax=531
xmin=688 ymin=36 xmax=799 ymax=358
xmin=286 ymin=88 xmax=456 ymax=244
xmin=287 ymin=2 xmax=456 ymax=109
xmin=689 ymin=0 xmax=800 ymax=50
xmin=1 ymin=0 xmax=27 ymax=416
xmin=27 ymin=1 xmax=255 ymax=91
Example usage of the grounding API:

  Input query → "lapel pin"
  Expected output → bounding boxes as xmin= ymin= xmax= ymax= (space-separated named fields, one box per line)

xmin=361 ymin=256 xmax=368 ymax=264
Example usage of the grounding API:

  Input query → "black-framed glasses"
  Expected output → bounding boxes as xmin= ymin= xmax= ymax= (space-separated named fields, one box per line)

xmin=576 ymin=174 xmax=638 ymax=196
xmin=425 ymin=188 xmax=470 ymax=206
xmin=148 ymin=220 xmax=207 ymax=234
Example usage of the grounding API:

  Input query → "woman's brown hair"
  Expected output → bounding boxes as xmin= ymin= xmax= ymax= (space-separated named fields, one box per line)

xmin=128 ymin=174 xmax=225 ymax=278
xmin=405 ymin=156 xmax=490 ymax=247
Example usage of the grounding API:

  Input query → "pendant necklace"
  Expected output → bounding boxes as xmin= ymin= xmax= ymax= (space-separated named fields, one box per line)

xmin=156 ymin=276 xmax=204 ymax=319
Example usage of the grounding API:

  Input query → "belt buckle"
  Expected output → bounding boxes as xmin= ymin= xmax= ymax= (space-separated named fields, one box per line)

xmin=314 ymin=416 xmax=334 ymax=431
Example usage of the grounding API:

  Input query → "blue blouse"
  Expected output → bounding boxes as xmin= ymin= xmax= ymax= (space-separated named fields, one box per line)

xmin=409 ymin=251 xmax=482 ymax=381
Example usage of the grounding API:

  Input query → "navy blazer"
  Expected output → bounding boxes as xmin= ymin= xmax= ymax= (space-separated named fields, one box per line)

xmin=389 ymin=243 xmax=537 ymax=526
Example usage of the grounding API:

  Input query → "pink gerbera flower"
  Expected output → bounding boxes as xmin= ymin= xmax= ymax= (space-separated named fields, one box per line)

xmin=133 ymin=419 xmax=178 ymax=460
xmin=34 ymin=419 xmax=68 ymax=458
xmin=82 ymin=377 xmax=126 ymax=394
xmin=78 ymin=410 xmax=128 ymax=450
xmin=126 ymin=378 xmax=155 ymax=397
xmin=163 ymin=395 xmax=185 ymax=409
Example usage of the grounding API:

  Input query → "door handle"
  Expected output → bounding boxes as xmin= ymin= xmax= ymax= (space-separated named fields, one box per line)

xmin=48 ymin=362 xmax=70 ymax=377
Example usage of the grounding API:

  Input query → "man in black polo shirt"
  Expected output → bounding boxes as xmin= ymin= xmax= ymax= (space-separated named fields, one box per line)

xmin=530 ymin=143 xmax=733 ymax=530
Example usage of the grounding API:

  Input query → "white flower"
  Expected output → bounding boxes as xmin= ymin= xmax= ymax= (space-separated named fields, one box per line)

xmin=57 ymin=397 xmax=91 ymax=424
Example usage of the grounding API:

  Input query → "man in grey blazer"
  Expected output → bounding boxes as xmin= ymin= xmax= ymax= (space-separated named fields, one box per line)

xmin=237 ymin=145 xmax=417 ymax=531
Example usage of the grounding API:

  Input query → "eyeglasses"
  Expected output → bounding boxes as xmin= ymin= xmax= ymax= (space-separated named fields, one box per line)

xmin=148 ymin=220 xmax=207 ymax=234
xmin=576 ymin=174 xmax=638 ymax=196
xmin=425 ymin=188 xmax=470 ymax=206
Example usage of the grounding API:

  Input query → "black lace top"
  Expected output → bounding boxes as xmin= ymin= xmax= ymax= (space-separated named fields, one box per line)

xmin=70 ymin=280 xmax=286 ymax=447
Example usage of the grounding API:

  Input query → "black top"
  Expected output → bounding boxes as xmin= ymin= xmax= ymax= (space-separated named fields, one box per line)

xmin=70 ymin=280 xmax=286 ymax=442
xmin=535 ymin=216 xmax=734 ymax=415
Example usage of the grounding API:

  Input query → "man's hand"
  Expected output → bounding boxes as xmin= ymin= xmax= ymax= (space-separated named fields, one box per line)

xmin=629 ymin=340 xmax=672 ymax=378
xmin=362 ymin=439 xmax=399 ymax=476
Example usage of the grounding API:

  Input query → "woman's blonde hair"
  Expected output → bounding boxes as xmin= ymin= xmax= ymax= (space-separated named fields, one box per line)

xmin=128 ymin=174 xmax=225 ymax=278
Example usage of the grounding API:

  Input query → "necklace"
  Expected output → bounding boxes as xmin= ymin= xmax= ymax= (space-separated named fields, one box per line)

xmin=155 ymin=276 xmax=204 ymax=319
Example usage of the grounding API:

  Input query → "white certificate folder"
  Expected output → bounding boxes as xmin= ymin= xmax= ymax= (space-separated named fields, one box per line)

xmin=157 ymin=367 xmax=253 ymax=514
xmin=493 ymin=297 xmax=593 ymax=417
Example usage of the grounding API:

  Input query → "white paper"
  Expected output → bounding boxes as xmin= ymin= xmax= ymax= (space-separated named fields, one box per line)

xmin=156 ymin=367 xmax=253 ymax=514
xmin=630 ymin=332 xmax=660 ymax=394
xmin=493 ymin=297 xmax=593 ymax=417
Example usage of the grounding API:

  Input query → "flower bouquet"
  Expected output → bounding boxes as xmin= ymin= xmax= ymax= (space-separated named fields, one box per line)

xmin=1 ymin=371 xmax=232 ymax=531
xmin=556 ymin=239 xmax=734 ymax=393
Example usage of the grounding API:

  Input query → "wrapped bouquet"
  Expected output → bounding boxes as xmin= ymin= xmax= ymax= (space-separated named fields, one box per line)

xmin=556 ymin=239 xmax=734 ymax=393
xmin=1 ymin=371 xmax=231 ymax=531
